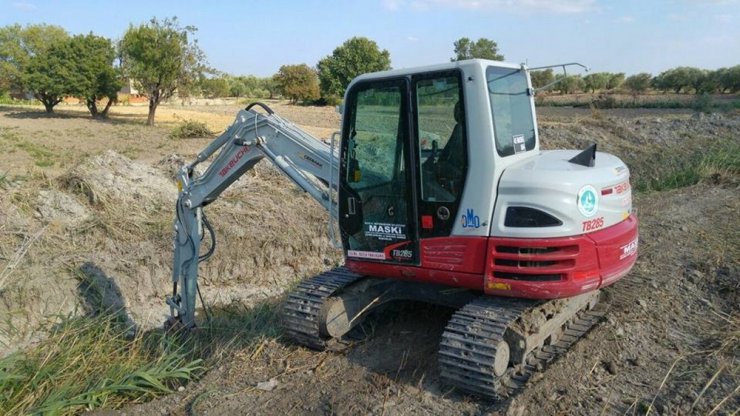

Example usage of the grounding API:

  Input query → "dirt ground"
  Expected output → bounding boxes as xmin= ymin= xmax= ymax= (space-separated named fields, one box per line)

xmin=1 ymin=101 xmax=737 ymax=415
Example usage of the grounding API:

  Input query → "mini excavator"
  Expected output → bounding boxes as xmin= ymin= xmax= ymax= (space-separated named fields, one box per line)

xmin=167 ymin=59 xmax=638 ymax=399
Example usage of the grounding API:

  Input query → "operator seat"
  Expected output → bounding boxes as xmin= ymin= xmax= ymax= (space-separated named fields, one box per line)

xmin=436 ymin=101 xmax=466 ymax=197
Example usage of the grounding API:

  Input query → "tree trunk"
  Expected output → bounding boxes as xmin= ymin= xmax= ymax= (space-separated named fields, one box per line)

xmin=37 ymin=93 xmax=61 ymax=113
xmin=147 ymin=91 xmax=160 ymax=126
xmin=86 ymin=97 xmax=99 ymax=118
xmin=147 ymin=100 xmax=157 ymax=126
xmin=100 ymin=98 xmax=114 ymax=118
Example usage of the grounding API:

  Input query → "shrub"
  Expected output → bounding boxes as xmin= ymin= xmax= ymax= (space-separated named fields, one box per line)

xmin=692 ymin=93 xmax=712 ymax=113
xmin=169 ymin=120 xmax=213 ymax=139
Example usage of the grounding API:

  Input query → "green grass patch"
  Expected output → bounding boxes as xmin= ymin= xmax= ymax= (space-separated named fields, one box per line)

xmin=14 ymin=141 xmax=55 ymax=167
xmin=633 ymin=139 xmax=740 ymax=192
xmin=0 ymin=297 xmax=282 ymax=415
xmin=0 ymin=313 xmax=203 ymax=415
xmin=0 ymin=94 xmax=36 ymax=106
xmin=0 ymin=128 xmax=56 ymax=167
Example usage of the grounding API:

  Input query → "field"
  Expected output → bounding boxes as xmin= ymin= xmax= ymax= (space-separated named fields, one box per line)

xmin=0 ymin=100 xmax=738 ymax=415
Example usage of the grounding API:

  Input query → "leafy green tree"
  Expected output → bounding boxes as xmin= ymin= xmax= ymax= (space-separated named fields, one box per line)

xmin=529 ymin=69 xmax=554 ymax=89
xmin=317 ymin=37 xmax=391 ymax=100
xmin=0 ymin=24 xmax=68 ymax=96
xmin=697 ymin=68 xmax=724 ymax=94
xmin=554 ymin=74 xmax=584 ymax=94
xmin=199 ymin=76 xmax=230 ymax=98
xmin=65 ymin=34 xmax=121 ymax=117
xmin=260 ymin=77 xmax=279 ymax=99
xmin=451 ymin=37 xmax=504 ymax=61
xmin=119 ymin=17 xmax=208 ymax=125
xmin=719 ymin=65 xmax=740 ymax=93
xmin=685 ymin=67 xmax=708 ymax=94
xmin=652 ymin=67 xmax=706 ymax=94
xmin=583 ymin=72 xmax=610 ymax=93
xmin=606 ymin=73 xmax=625 ymax=90
xmin=274 ymin=64 xmax=320 ymax=103
xmin=228 ymin=76 xmax=248 ymax=98
xmin=22 ymin=39 xmax=84 ymax=112
xmin=623 ymin=73 xmax=652 ymax=95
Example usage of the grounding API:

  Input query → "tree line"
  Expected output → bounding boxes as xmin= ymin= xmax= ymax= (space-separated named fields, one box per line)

xmin=0 ymin=20 xmax=394 ymax=124
xmin=530 ymin=66 xmax=740 ymax=95
xmin=1 ymin=21 xmax=737 ymax=125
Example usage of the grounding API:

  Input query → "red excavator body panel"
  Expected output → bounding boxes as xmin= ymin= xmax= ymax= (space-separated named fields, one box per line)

xmin=345 ymin=214 xmax=638 ymax=300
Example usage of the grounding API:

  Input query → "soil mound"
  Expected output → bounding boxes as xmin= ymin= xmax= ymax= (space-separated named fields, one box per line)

xmin=62 ymin=149 xmax=176 ymax=208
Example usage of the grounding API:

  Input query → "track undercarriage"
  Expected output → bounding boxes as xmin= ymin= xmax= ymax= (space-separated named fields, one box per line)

xmin=281 ymin=267 xmax=606 ymax=400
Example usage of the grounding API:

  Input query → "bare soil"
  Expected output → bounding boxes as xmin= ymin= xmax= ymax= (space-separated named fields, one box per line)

xmin=1 ymin=102 xmax=737 ymax=415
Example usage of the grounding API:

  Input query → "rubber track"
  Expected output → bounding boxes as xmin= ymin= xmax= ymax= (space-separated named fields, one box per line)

xmin=439 ymin=296 xmax=607 ymax=400
xmin=281 ymin=267 xmax=362 ymax=350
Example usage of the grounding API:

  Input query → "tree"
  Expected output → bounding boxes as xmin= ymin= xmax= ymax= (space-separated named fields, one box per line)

xmin=718 ymin=65 xmax=740 ymax=93
xmin=606 ymin=73 xmax=625 ymax=90
xmin=583 ymin=72 xmax=610 ymax=93
xmin=0 ymin=24 xmax=68 ymax=96
xmin=260 ymin=77 xmax=279 ymax=99
xmin=228 ymin=76 xmax=248 ymax=98
xmin=199 ymin=76 xmax=230 ymax=98
xmin=554 ymin=74 xmax=584 ymax=94
xmin=652 ymin=67 xmax=705 ymax=94
xmin=22 ymin=39 xmax=82 ymax=112
xmin=317 ymin=37 xmax=391 ymax=99
xmin=623 ymin=73 xmax=652 ymax=95
xmin=119 ymin=17 xmax=208 ymax=125
xmin=530 ymin=69 xmax=554 ymax=89
xmin=274 ymin=64 xmax=320 ymax=103
xmin=684 ymin=67 xmax=707 ymax=94
xmin=66 ymin=34 xmax=121 ymax=117
xmin=451 ymin=37 xmax=504 ymax=61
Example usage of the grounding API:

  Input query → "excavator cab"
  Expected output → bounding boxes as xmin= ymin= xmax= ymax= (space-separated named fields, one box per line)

xmin=338 ymin=70 xmax=470 ymax=264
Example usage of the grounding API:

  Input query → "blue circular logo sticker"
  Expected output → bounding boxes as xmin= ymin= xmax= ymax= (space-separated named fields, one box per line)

xmin=577 ymin=185 xmax=599 ymax=217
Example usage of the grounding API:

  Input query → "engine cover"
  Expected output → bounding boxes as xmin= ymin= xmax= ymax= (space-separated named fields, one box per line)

xmin=492 ymin=150 xmax=633 ymax=239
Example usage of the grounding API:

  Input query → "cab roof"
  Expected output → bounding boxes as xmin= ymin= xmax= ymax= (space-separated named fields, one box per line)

xmin=350 ymin=59 xmax=526 ymax=84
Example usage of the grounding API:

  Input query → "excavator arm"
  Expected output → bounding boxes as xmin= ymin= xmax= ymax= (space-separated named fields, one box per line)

xmin=167 ymin=102 xmax=340 ymax=328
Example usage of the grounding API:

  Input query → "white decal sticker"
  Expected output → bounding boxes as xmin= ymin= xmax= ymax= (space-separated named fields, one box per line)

xmin=365 ymin=222 xmax=407 ymax=241
xmin=348 ymin=250 xmax=387 ymax=260
xmin=513 ymin=135 xmax=526 ymax=153
xmin=619 ymin=238 xmax=638 ymax=260
xmin=577 ymin=185 xmax=599 ymax=218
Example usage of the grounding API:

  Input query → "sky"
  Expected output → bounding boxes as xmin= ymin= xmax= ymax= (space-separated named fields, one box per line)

xmin=1 ymin=0 xmax=738 ymax=77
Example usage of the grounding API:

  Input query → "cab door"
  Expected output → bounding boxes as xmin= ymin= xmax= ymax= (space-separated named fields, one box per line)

xmin=338 ymin=78 xmax=419 ymax=264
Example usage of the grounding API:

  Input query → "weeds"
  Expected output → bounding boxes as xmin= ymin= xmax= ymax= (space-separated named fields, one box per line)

xmin=0 ymin=313 xmax=203 ymax=415
xmin=537 ymin=93 xmax=740 ymax=111
xmin=0 ymin=171 xmax=9 ymax=189
xmin=633 ymin=139 xmax=740 ymax=192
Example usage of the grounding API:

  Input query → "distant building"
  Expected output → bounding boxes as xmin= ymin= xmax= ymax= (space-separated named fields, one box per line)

xmin=119 ymin=79 xmax=140 ymax=95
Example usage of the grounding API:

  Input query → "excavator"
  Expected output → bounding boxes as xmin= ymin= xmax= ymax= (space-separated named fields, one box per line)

xmin=167 ymin=59 xmax=638 ymax=399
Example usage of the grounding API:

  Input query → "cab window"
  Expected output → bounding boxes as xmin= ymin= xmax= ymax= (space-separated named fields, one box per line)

xmin=416 ymin=75 xmax=466 ymax=203
xmin=487 ymin=66 xmax=536 ymax=157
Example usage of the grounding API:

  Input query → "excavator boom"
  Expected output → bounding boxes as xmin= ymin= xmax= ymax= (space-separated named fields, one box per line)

xmin=168 ymin=103 xmax=338 ymax=328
